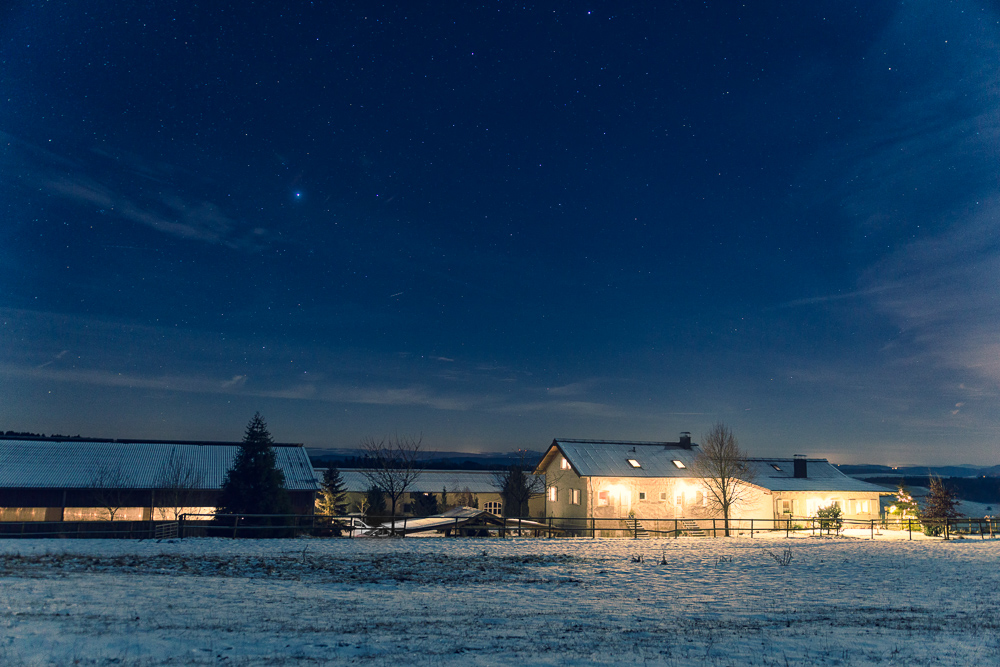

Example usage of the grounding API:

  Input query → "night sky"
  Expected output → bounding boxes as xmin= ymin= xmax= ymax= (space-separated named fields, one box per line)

xmin=3 ymin=2 xmax=999 ymax=464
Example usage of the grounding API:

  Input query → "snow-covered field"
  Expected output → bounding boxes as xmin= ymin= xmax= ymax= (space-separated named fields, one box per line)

xmin=1 ymin=535 xmax=998 ymax=665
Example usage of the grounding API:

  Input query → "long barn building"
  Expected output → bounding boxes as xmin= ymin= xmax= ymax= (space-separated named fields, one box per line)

xmin=0 ymin=436 xmax=320 ymax=521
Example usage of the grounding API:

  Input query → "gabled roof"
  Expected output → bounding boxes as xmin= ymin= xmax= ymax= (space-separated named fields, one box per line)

xmin=329 ymin=469 xmax=503 ymax=494
xmin=747 ymin=459 xmax=887 ymax=494
xmin=0 ymin=439 xmax=320 ymax=491
xmin=537 ymin=439 xmax=702 ymax=478
xmin=537 ymin=439 xmax=887 ymax=495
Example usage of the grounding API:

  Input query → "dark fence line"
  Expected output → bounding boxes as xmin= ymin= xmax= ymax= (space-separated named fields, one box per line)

xmin=545 ymin=515 xmax=999 ymax=540
xmin=0 ymin=514 xmax=995 ymax=540
xmin=0 ymin=520 xmax=174 ymax=539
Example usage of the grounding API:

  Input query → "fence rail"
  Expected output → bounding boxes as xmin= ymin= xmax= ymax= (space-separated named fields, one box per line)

xmin=0 ymin=514 xmax=995 ymax=540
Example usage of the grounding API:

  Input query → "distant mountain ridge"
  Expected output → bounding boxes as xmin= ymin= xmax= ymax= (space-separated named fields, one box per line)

xmin=837 ymin=463 xmax=999 ymax=479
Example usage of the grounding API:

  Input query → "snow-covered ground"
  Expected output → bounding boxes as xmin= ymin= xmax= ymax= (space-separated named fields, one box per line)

xmin=1 ymin=535 xmax=999 ymax=665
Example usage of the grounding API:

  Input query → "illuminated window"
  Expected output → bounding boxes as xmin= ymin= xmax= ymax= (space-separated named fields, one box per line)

xmin=548 ymin=486 xmax=558 ymax=502
xmin=628 ymin=459 xmax=641 ymax=468
xmin=484 ymin=501 xmax=502 ymax=515
xmin=570 ymin=489 xmax=581 ymax=505
xmin=672 ymin=460 xmax=686 ymax=469
xmin=771 ymin=464 xmax=783 ymax=471
xmin=598 ymin=490 xmax=609 ymax=506
xmin=560 ymin=457 xmax=571 ymax=470
xmin=781 ymin=499 xmax=792 ymax=514
xmin=660 ymin=492 xmax=668 ymax=501
xmin=639 ymin=492 xmax=646 ymax=500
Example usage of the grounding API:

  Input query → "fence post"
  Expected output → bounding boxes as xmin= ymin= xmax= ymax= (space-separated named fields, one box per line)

xmin=750 ymin=518 xmax=753 ymax=538
xmin=712 ymin=518 xmax=716 ymax=538
xmin=233 ymin=515 xmax=240 ymax=539
xmin=908 ymin=518 xmax=912 ymax=540
xmin=675 ymin=518 xmax=678 ymax=538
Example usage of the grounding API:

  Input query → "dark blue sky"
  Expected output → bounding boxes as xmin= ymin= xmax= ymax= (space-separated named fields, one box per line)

xmin=3 ymin=2 xmax=999 ymax=464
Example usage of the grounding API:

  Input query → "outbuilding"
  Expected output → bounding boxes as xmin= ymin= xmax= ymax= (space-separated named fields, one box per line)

xmin=0 ymin=436 xmax=320 ymax=521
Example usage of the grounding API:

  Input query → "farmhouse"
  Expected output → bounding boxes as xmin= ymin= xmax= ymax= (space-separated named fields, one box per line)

xmin=325 ymin=469 xmax=545 ymax=517
xmin=0 ymin=436 xmax=320 ymax=521
xmin=534 ymin=437 xmax=885 ymax=531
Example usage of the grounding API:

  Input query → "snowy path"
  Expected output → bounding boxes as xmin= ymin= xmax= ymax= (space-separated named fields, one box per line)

xmin=0 ymin=536 xmax=998 ymax=665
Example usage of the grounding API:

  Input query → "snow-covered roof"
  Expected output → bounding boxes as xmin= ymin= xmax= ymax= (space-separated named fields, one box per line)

xmin=0 ymin=438 xmax=320 ymax=491
xmin=537 ymin=439 xmax=702 ymax=478
xmin=540 ymin=440 xmax=886 ymax=494
xmin=747 ymin=459 xmax=887 ymax=494
xmin=324 ymin=469 xmax=503 ymax=494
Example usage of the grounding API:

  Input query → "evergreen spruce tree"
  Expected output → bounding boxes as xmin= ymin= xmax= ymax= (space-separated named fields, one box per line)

xmin=216 ymin=413 xmax=292 ymax=531
xmin=922 ymin=475 xmax=962 ymax=536
xmin=364 ymin=486 xmax=386 ymax=521
xmin=317 ymin=466 xmax=349 ymax=516
xmin=887 ymin=482 xmax=919 ymax=524
xmin=413 ymin=492 xmax=439 ymax=517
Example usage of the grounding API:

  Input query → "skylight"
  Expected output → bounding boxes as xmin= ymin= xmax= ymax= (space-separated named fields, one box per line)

xmin=672 ymin=460 xmax=686 ymax=469
xmin=627 ymin=459 xmax=641 ymax=468
xmin=771 ymin=464 xmax=783 ymax=471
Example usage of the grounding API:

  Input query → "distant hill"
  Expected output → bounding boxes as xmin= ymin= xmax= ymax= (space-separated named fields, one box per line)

xmin=837 ymin=464 xmax=995 ymax=478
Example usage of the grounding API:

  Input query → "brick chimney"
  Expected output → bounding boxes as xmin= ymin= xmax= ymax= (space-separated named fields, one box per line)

xmin=679 ymin=432 xmax=692 ymax=447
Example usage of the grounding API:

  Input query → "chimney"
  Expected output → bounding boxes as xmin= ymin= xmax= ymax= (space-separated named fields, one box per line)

xmin=793 ymin=454 xmax=807 ymax=478
xmin=678 ymin=432 xmax=692 ymax=448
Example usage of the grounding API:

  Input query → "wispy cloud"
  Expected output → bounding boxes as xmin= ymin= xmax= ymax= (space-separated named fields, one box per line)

xmin=7 ymin=134 xmax=262 ymax=250
xmin=806 ymin=5 xmax=1000 ymax=395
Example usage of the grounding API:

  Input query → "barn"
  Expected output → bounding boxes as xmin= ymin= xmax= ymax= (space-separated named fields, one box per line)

xmin=0 ymin=436 xmax=320 ymax=521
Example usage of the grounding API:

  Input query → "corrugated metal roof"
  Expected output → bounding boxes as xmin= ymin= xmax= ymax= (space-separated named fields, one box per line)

xmin=0 ymin=439 xmax=320 ymax=491
xmin=747 ymin=459 xmax=888 ymax=493
xmin=551 ymin=439 xmax=702 ymax=478
xmin=325 ymin=469 xmax=504 ymax=494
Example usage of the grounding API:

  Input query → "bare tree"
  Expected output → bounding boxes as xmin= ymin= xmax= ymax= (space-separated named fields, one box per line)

xmin=690 ymin=423 xmax=756 ymax=537
xmin=491 ymin=450 xmax=545 ymax=517
xmin=358 ymin=435 xmax=422 ymax=534
xmin=154 ymin=447 xmax=205 ymax=520
xmin=87 ymin=465 xmax=131 ymax=521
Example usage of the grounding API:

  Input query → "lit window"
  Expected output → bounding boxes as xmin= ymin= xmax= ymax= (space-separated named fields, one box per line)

xmin=672 ymin=460 xmax=686 ymax=469
xmin=484 ymin=501 xmax=502 ymax=515
xmin=771 ymin=464 xmax=783 ymax=471
xmin=638 ymin=492 xmax=646 ymax=500
xmin=548 ymin=486 xmax=558 ymax=502
xmin=598 ymin=490 xmax=609 ymax=506
xmin=560 ymin=457 xmax=571 ymax=470
xmin=628 ymin=459 xmax=641 ymax=468
xmin=659 ymin=492 xmax=668 ymax=501
xmin=570 ymin=489 xmax=581 ymax=505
